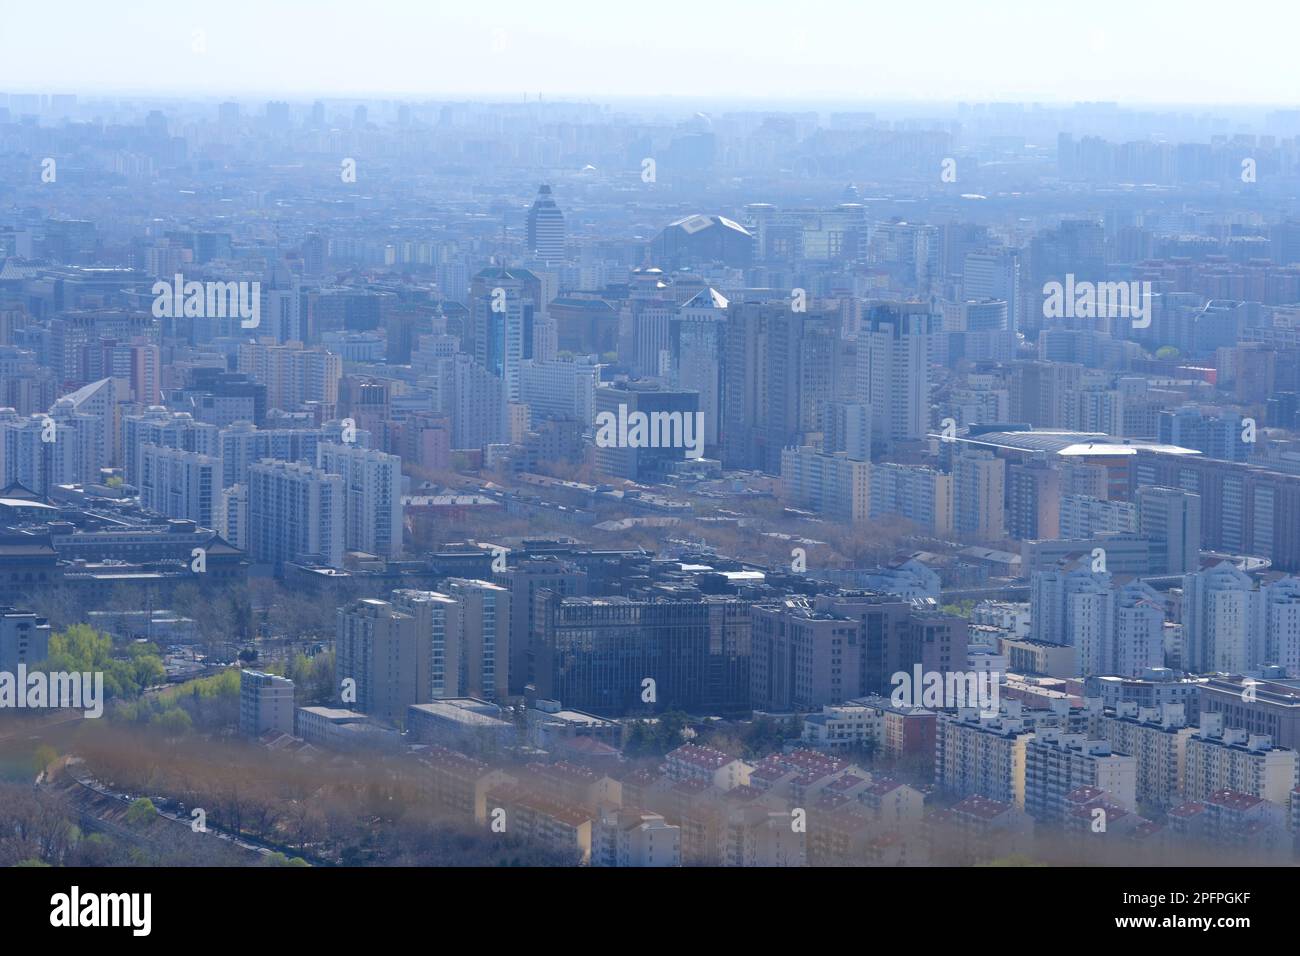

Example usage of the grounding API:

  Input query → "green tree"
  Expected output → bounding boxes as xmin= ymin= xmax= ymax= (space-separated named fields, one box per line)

xmin=125 ymin=798 xmax=158 ymax=828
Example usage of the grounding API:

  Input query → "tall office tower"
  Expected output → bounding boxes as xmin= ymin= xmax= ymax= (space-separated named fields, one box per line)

xmin=259 ymin=275 xmax=306 ymax=344
xmin=469 ymin=268 xmax=540 ymax=405
xmin=139 ymin=444 xmax=218 ymax=528
xmin=1023 ymin=730 xmax=1136 ymax=824
xmin=779 ymin=446 xmax=871 ymax=524
xmin=238 ymin=670 xmax=294 ymax=737
xmin=336 ymin=598 xmax=420 ymax=722
xmin=593 ymin=382 xmax=702 ymax=482
xmin=171 ymin=369 xmax=267 ymax=427
xmin=722 ymin=299 xmax=807 ymax=473
xmin=390 ymin=589 xmax=460 ymax=700
xmin=531 ymin=313 xmax=558 ymax=364
xmin=444 ymin=579 xmax=510 ymax=703
xmin=518 ymin=357 xmax=602 ymax=426
xmin=218 ymin=100 xmax=240 ymax=127
xmin=525 ymin=185 xmax=566 ymax=261
xmin=0 ymin=608 xmax=51 ymax=672
xmin=1007 ymin=459 xmax=1061 ymax=541
xmin=868 ymin=221 xmax=941 ymax=291
xmin=857 ymin=302 xmax=933 ymax=452
xmin=1182 ymin=563 xmax=1265 ymax=673
xmin=963 ymin=249 xmax=1021 ymax=333
xmin=627 ymin=298 xmax=676 ymax=378
xmin=301 ymin=233 xmax=326 ymax=276
xmin=1009 ymin=361 xmax=1085 ymax=428
xmin=952 ymin=449 xmax=1006 ymax=540
xmin=452 ymin=353 xmax=505 ymax=449
xmin=492 ymin=557 xmax=587 ymax=694
xmin=754 ymin=599 xmax=966 ymax=712
xmin=1157 ymin=405 xmax=1249 ymax=462
xmin=1136 ymin=486 xmax=1202 ymax=574
xmin=247 ymin=460 xmax=344 ymax=571
xmin=673 ymin=288 xmax=727 ymax=450
xmin=317 ymin=442 xmax=403 ymax=559
xmin=538 ymin=594 xmax=753 ymax=716
xmin=798 ymin=317 xmax=842 ymax=433
xmin=1026 ymin=218 xmax=1105 ymax=337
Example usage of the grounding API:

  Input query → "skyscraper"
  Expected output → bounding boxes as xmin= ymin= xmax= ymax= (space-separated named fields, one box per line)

xmin=317 ymin=441 xmax=403 ymax=559
xmin=525 ymin=184 xmax=566 ymax=261
xmin=247 ymin=459 xmax=344 ymax=570
xmin=858 ymin=302 xmax=933 ymax=452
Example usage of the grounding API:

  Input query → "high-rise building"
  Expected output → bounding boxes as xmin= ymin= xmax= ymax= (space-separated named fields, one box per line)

xmin=335 ymin=598 xmax=420 ymax=722
xmin=1030 ymin=570 xmax=1165 ymax=677
xmin=247 ymin=460 xmax=344 ymax=570
xmin=538 ymin=594 xmax=752 ymax=716
xmin=492 ymin=557 xmax=586 ymax=695
xmin=952 ymin=449 xmax=1006 ymax=540
xmin=963 ymin=250 xmax=1021 ymax=333
xmin=139 ymin=444 xmax=218 ymax=528
xmin=593 ymin=382 xmax=701 ymax=481
xmin=122 ymin=407 xmax=220 ymax=487
xmin=722 ymin=299 xmax=808 ymax=472
xmin=470 ymin=268 xmax=540 ymax=407
xmin=673 ymin=288 xmax=727 ymax=451
xmin=317 ymin=442 xmax=403 ymax=559
xmin=1136 ymin=486 xmax=1202 ymax=574
xmin=444 ymin=579 xmax=510 ymax=703
xmin=1132 ymin=451 xmax=1300 ymax=573
xmin=525 ymin=185 xmax=566 ymax=261
xmin=857 ymin=302 xmax=933 ymax=451
xmin=1182 ymin=562 xmax=1264 ymax=673
xmin=1007 ymin=459 xmax=1060 ymax=542
xmin=935 ymin=707 xmax=1036 ymax=807
xmin=390 ymin=589 xmax=459 ymax=700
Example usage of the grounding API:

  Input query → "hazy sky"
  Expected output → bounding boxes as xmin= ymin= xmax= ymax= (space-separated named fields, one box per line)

xmin=3 ymin=0 xmax=1295 ymax=104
